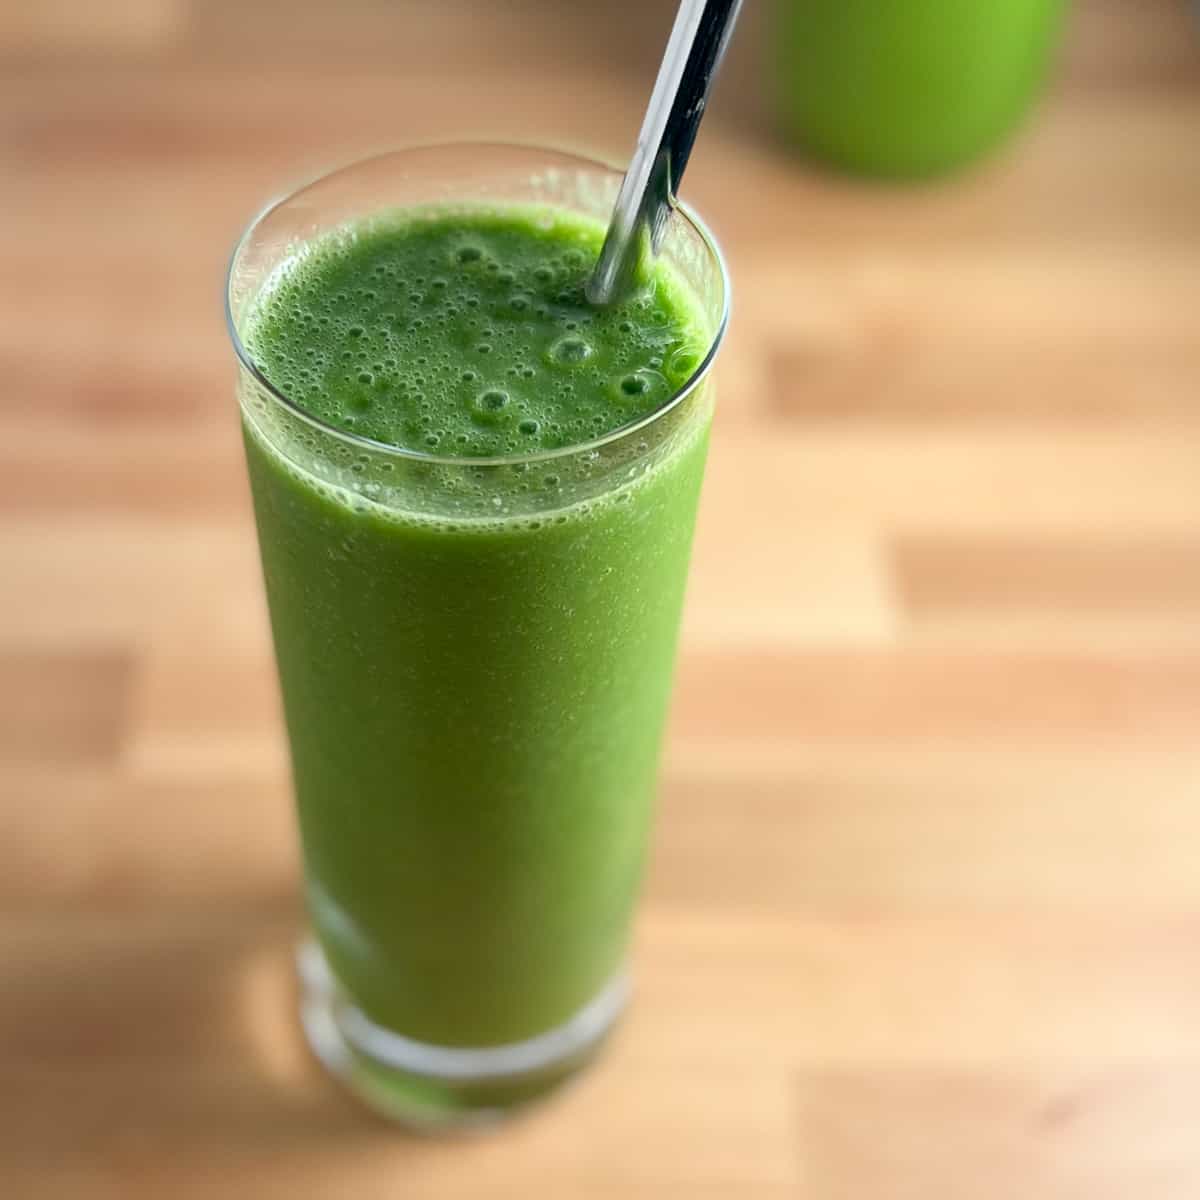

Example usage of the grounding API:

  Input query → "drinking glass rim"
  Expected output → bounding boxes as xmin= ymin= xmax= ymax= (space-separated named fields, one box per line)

xmin=225 ymin=141 xmax=730 ymax=469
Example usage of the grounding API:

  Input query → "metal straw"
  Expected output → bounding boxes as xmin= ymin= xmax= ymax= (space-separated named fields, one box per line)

xmin=587 ymin=0 xmax=744 ymax=306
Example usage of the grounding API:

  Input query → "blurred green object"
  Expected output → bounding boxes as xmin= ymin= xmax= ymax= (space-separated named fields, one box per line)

xmin=774 ymin=0 xmax=1067 ymax=178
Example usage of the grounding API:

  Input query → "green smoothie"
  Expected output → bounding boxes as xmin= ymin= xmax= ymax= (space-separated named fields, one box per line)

xmin=239 ymin=206 xmax=713 ymax=1052
xmin=775 ymin=0 xmax=1066 ymax=177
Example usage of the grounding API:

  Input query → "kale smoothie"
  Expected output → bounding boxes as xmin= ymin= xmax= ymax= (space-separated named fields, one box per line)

xmin=234 ymin=176 xmax=721 ymax=1114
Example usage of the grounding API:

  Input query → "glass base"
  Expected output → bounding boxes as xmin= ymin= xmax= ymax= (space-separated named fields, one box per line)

xmin=296 ymin=939 xmax=628 ymax=1129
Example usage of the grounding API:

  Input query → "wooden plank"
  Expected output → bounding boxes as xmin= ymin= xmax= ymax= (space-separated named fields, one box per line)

xmin=0 ymin=651 xmax=132 ymax=765
xmin=0 ymin=0 xmax=184 ymax=53
xmin=671 ymin=647 xmax=1200 ymax=747
xmin=795 ymin=1065 xmax=1200 ymax=1200
xmin=0 ymin=765 xmax=295 ymax=906
xmin=702 ymin=431 xmax=1200 ymax=535
xmin=895 ymin=538 xmax=1200 ymax=616
xmin=0 ymin=519 xmax=260 ymax=648
xmin=650 ymin=749 xmax=1200 ymax=909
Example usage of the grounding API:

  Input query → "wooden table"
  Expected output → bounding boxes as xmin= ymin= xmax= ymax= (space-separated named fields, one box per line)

xmin=3 ymin=1 xmax=1200 ymax=1195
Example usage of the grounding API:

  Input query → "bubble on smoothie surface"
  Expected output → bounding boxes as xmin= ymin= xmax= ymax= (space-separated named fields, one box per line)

xmin=546 ymin=334 xmax=595 ymax=368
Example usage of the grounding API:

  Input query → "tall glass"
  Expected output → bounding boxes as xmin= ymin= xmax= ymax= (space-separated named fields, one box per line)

xmin=226 ymin=145 xmax=728 ymax=1126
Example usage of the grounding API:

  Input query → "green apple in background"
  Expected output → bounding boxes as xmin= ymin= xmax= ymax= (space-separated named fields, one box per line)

xmin=774 ymin=0 xmax=1067 ymax=178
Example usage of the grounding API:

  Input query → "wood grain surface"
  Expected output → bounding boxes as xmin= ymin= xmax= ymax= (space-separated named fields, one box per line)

xmin=3 ymin=1 xmax=1200 ymax=1195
